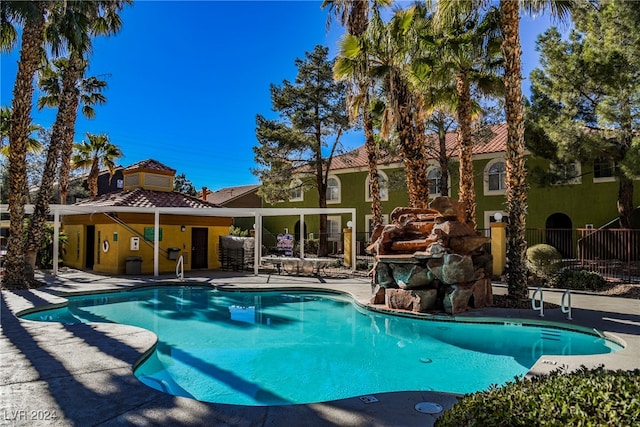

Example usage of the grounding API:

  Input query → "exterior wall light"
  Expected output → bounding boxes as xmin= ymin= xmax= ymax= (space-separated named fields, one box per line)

xmin=181 ymin=225 xmax=186 ymax=232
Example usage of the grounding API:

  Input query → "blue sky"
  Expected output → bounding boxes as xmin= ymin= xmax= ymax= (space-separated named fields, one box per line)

xmin=1 ymin=1 xmax=558 ymax=192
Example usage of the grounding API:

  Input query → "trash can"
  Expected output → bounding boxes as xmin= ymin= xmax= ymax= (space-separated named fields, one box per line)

xmin=167 ymin=248 xmax=181 ymax=260
xmin=125 ymin=256 xmax=142 ymax=275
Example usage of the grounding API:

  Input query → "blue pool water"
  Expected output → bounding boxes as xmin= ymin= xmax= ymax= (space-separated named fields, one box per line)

xmin=21 ymin=286 xmax=621 ymax=406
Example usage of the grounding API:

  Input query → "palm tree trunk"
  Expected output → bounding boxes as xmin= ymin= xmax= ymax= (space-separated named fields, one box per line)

xmin=364 ymin=92 xmax=382 ymax=228
xmin=412 ymin=103 xmax=432 ymax=208
xmin=3 ymin=4 xmax=45 ymax=288
xmin=88 ymin=157 xmax=100 ymax=197
xmin=456 ymin=70 xmax=476 ymax=227
xmin=24 ymin=55 xmax=82 ymax=280
xmin=58 ymin=54 xmax=83 ymax=204
xmin=501 ymin=0 xmax=529 ymax=299
xmin=437 ymin=126 xmax=449 ymax=196
xmin=392 ymin=73 xmax=429 ymax=208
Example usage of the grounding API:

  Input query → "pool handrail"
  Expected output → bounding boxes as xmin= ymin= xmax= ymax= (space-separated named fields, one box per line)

xmin=561 ymin=289 xmax=572 ymax=320
xmin=531 ymin=287 xmax=544 ymax=317
xmin=176 ymin=255 xmax=184 ymax=281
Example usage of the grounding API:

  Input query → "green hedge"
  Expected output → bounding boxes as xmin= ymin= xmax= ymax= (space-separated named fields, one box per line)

xmin=435 ymin=367 xmax=640 ymax=427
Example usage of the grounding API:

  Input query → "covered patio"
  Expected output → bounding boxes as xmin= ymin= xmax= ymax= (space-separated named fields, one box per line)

xmin=10 ymin=205 xmax=357 ymax=278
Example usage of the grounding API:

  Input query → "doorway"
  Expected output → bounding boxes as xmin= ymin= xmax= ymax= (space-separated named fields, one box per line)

xmin=545 ymin=213 xmax=573 ymax=258
xmin=191 ymin=228 xmax=208 ymax=269
xmin=85 ymin=225 xmax=95 ymax=269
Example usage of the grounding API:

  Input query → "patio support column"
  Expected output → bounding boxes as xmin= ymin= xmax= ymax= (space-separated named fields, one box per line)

xmin=254 ymin=213 xmax=262 ymax=276
xmin=154 ymin=209 xmax=160 ymax=277
xmin=350 ymin=209 xmax=356 ymax=273
xmin=299 ymin=214 xmax=305 ymax=258
xmin=491 ymin=221 xmax=507 ymax=276
xmin=53 ymin=208 xmax=60 ymax=276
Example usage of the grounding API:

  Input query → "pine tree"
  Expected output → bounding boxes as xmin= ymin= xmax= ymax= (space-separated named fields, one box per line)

xmin=528 ymin=0 xmax=640 ymax=228
xmin=253 ymin=45 xmax=350 ymax=256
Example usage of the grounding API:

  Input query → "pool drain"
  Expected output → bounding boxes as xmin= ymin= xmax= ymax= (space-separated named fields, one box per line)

xmin=415 ymin=402 xmax=443 ymax=414
xmin=359 ymin=395 xmax=379 ymax=404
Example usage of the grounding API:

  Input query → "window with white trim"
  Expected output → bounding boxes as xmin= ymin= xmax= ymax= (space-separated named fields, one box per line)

xmin=593 ymin=158 xmax=617 ymax=182
xmin=290 ymin=179 xmax=303 ymax=201
xmin=484 ymin=158 xmax=507 ymax=195
xmin=326 ymin=176 xmax=341 ymax=203
xmin=550 ymin=161 xmax=581 ymax=185
xmin=365 ymin=171 xmax=389 ymax=201
xmin=427 ymin=166 xmax=443 ymax=196
xmin=327 ymin=216 xmax=342 ymax=242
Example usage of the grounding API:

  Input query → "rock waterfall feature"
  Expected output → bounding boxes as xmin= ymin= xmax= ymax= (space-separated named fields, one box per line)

xmin=368 ymin=197 xmax=493 ymax=314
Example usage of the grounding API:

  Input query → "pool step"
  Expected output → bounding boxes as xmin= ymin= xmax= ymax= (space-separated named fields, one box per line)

xmin=540 ymin=329 xmax=562 ymax=341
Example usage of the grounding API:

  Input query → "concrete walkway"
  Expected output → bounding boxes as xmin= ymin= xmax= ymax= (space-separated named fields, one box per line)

xmin=1 ymin=269 xmax=638 ymax=426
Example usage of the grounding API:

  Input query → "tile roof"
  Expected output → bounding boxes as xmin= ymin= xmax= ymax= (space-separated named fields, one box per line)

xmin=73 ymin=188 xmax=222 ymax=209
xmin=206 ymin=185 xmax=260 ymax=205
xmin=124 ymin=159 xmax=176 ymax=175
xmin=329 ymin=122 xmax=508 ymax=172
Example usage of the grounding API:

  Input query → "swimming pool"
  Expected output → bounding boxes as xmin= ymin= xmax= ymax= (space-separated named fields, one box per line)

xmin=21 ymin=286 xmax=622 ymax=406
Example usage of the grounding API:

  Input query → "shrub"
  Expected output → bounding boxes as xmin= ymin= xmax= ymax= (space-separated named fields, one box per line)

xmin=435 ymin=367 xmax=640 ymax=427
xmin=550 ymin=268 xmax=608 ymax=291
xmin=328 ymin=259 xmax=343 ymax=268
xmin=356 ymin=259 xmax=371 ymax=271
xmin=229 ymin=225 xmax=250 ymax=237
xmin=292 ymin=239 xmax=318 ymax=256
xmin=526 ymin=244 xmax=562 ymax=281
xmin=37 ymin=223 xmax=67 ymax=269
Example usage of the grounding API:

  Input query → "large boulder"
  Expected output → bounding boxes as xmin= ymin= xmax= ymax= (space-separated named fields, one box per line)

xmin=385 ymin=288 xmax=438 ymax=312
xmin=429 ymin=196 xmax=466 ymax=223
xmin=442 ymin=284 xmax=475 ymax=314
xmin=471 ymin=277 xmax=493 ymax=308
xmin=375 ymin=262 xmax=396 ymax=287
xmin=370 ymin=284 xmax=386 ymax=304
xmin=441 ymin=253 xmax=475 ymax=284
xmin=390 ymin=263 xmax=434 ymax=289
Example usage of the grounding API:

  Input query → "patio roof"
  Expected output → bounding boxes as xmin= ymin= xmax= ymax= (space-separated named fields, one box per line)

xmin=7 ymin=204 xmax=357 ymax=277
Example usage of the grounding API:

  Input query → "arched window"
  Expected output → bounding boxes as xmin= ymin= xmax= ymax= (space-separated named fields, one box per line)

xmin=484 ymin=159 xmax=506 ymax=195
xmin=427 ymin=167 xmax=442 ymax=196
xmin=365 ymin=171 xmax=389 ymax=201
xmin=326 ymin=176 xmax=341 ymax=203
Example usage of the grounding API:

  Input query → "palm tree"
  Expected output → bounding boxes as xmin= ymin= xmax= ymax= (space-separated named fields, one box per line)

xmin=334 ymin=33 xmax=387 ymax=226
xmin=36 ymin=57 xmax=108 ymax=203
xmin=72 ymin=133 xmax=122 ymax=197
xmin=324 ymin=0 xmax=391 ymax=229
xmin=434 ymin=0 xmax=579 ymax=299
xmin=421 ymin=5 xmax=503 ymax=226
xmin=45 ymin=0 xmax=129 ymax=206
xmin=22 ymin=1 xmax=128 ymax=283
xmin=366 ymin=6 xmax=432 ymax=208
xmin=0 ymin=106 xmax=43 ymax=156
xmin=2 ymin=1 xmax=47 ymax=288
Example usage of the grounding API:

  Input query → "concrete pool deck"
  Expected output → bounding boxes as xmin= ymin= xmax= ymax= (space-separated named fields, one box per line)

xmin=1 ymin=268 xmax=639 ymax=427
